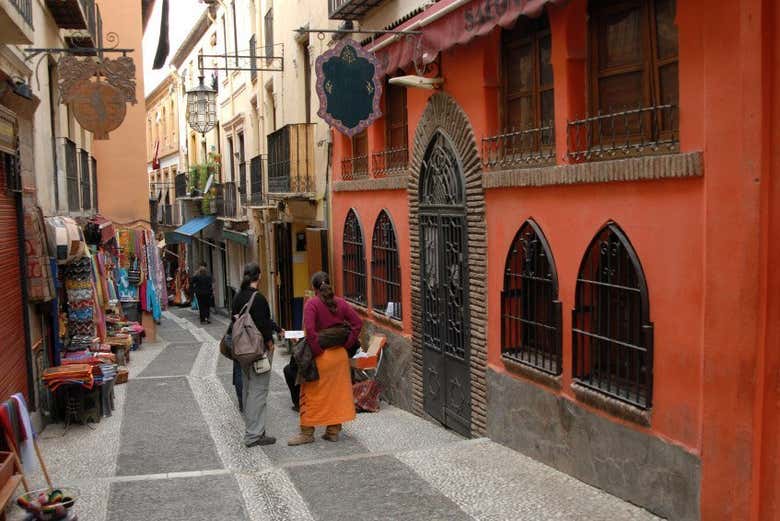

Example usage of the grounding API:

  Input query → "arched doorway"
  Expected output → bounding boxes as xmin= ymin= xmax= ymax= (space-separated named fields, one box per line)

xmin=419 ymin=131 xmax=471 ymax=436
xmin=408 ymin=92 xmax=487 ymax=438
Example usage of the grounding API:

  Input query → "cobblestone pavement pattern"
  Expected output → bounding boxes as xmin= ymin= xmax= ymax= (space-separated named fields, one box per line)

xmin=8 ymin=309 xmax=661 ymax=521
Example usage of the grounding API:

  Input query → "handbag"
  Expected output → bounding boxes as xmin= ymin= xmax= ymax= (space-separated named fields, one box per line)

xmin=219 ymin=332 xmax=233 ymax=360
xmin=253 ymin=355 xmax=271 ymax=374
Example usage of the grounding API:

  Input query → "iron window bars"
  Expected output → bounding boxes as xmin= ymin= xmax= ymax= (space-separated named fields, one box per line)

xmin=567 ymin=104 xmax=678 ymax=161
xmin=174 ymin=173 xmax=188 ymax=198
xmin=10 ymin=0 xmax=33 ymax=27
xmin=341 ymin=155 xmax=369 ymax=181
xmin=372 ymin=147 xmax=408 ymax=177
xmin=64 ymin=139 xmax=79 ymax=212
xmin=482 ymin=125 xmax=556 ymax=170
xmin=248 ymin=155 xmax=263 ymax=204
xmin=371 ymin=210 xmax=402 ymax=320
xmin=79 ymin=149 xmax=91 ymax=210
xmin=342 ymin=209 xmax=367 ymax=306
xmin=501 ymin=219 xmax=562 ymax=375
xmin=219 ymin=181 xmax=238 ymax=218
xmin=572 ymin=222 xmax=654 ymax=409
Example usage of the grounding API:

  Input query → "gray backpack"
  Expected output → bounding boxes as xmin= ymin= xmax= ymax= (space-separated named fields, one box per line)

xmin=232 ymin=292 xmax=267 ymax=366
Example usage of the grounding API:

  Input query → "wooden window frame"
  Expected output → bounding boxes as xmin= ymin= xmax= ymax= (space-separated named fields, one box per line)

xmin=588 ymin=0 xmax=679 ymax=140
xmin=500 ymin=15 xmax=554 ymax=133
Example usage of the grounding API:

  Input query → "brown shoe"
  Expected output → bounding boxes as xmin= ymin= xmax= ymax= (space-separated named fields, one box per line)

xmin=322 ymin=424 xmax=341 ymax=442
xmin=287 ymin=427 xmax=315 ymax=446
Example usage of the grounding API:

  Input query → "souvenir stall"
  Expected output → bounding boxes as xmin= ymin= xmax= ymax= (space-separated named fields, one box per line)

xmin=159 ymin=239 xmax=189 ymax=307
xmin=39 ymin=216 xmax=167 ymax=427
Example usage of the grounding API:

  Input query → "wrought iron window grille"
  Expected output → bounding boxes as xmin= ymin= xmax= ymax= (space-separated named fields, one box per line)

xmin=501 ymin=220 xmax=562 ymax=375
xmin=342 ymin=209 xmax=367 ymax=306
xmin=567 ymin=104 xmax=679 ymax=162
xmin=572 ymin=222 xmax=654 ymax=409
xmin=482 ymin=125 xmax=556 ymax=170
xmin=372 ymin=147 xmax=408 ymax=177
xmin=371 ymin=210 xmax=402 ymax=321
xmin=341 ymin=155 xmax=370 ymax=181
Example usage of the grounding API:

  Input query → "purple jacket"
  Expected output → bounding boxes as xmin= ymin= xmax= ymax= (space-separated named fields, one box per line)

xmin=303 ymin=296 xmax=363 ymax=357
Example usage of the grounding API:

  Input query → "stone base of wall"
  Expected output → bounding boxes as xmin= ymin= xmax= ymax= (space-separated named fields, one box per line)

xmin=487 ymin=368 xmax=700 ymax=521
xmin=362 ymin=321 xmax=413 ymax=413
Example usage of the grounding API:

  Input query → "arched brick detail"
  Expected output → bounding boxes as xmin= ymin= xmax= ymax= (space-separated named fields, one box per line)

xmin=407 ymin=93 xmax=487 ymax=436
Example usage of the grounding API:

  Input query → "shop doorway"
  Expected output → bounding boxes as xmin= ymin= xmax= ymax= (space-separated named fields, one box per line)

xmin=275 ymin=222 xmax=293 ymax=329
xmin=418 ymin=131 xmax=471 ymax=437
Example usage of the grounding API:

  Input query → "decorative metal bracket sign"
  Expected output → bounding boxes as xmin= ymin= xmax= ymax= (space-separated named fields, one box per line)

xmin=25 ymin=42 xmax=136 ymax=140
xmin=197 ymin=43 xmax=284 ymax=73
xmin=57 ymin=55 xmax=137 ymax=139
xmin=315 ymin=39 xmax=383 ymax=137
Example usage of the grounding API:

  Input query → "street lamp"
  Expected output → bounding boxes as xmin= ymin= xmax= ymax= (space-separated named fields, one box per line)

xmin=186 ymin=74 xmax=217 ymax=163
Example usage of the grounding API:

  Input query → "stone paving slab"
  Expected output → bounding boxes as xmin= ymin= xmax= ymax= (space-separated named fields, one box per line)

xmin=116 ymin=377 xmax=223 ymax=476
xmin=138 ymin=343 xmax=202 ymax=377
xmin=157 ymin=328 xmax=197 ymax=343
xmin=287 ymin=455 xmax=472 ymax=521
xmin=106 ymin=474 xmax=248 ymax=521
xmin=397 ymin=439 xmax=660 ymax=521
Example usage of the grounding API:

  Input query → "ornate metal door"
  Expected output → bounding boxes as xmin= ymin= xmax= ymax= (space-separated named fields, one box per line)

xmin=419 ymin=131 xmax=471 ymax=436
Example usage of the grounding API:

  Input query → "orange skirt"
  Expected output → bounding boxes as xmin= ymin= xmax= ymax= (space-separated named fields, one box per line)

xmin=300 ymin=347 xmax=356 ymax=427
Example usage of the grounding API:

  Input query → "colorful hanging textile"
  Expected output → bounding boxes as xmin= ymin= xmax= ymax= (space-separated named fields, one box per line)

xmin=24 ymin=207 xmax=55 ymax=302
xmin=10 ymin=394 xmax=38 ymax=473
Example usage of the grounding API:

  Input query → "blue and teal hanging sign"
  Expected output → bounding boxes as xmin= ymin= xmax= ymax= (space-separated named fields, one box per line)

xmin=316 ymin=39 xmax=384 ymax=137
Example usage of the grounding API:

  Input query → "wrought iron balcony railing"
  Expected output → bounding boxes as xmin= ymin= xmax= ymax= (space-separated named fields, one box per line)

xmin=341 ymin=155 xmax=369 ymax=181
xmin=482 ymin=125 xmax=556 ymax=170
xmin=267 ymin=124 xmax=315 ymax=194
xmin=174 ymin=173 xmax=188 ymax=198
xmin=10 ymin=0 xmax=33 ymax=27
xmin=217 ymin=181 xmax=238 ymax=218
xmin=567 ymin=104 xmax=679 ymax=162
xmin=328 ymin=0 xmax=386 ymax=20
xmin=372 ymin=147 xmax=408 ymax=177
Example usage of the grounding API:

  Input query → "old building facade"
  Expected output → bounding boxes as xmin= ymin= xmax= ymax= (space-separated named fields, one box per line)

xmin=328 ymin=0 xmax=780 ymax=520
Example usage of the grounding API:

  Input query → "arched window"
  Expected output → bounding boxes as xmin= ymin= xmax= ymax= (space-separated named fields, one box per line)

xmin=371 ymin=210 xmax=401 ymax=320
xmin=572 ymin=222 xmax=653 ymax=409
xmin=501 ymin=219 xmax=561 ymax=375
xmin=342 ymin=209 xmax=367 ymax=306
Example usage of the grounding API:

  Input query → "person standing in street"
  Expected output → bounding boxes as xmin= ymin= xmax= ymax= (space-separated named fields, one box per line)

xmin=232 ymin=262 xmax=276 ymax=447
xmin=288 ymin=272 xmax=361 ymax=445
xmin=190 ymin=262 xmax=214 ymax=323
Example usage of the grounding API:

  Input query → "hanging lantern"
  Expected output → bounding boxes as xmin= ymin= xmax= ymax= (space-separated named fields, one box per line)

xmin=186 ymin=75 xmax=217 ymax=135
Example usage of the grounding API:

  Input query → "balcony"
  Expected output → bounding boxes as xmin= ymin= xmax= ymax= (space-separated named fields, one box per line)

xmin=47 ymin=0 xmax=101 ymax=49
xmin=341 ymin=155 xmax=369 ymax=181
xmin=567 ymin=104 xmax=679 ymax=162
xmin=0 ymin=0 xmax=34 ymax=44
xmin=267 ymin=124 xmax=315 ymax=195
xmin=482 ymin=125 xmax=556 ymax=171
xmin=174 ymin=173 xmax=188 ymax=198
xmin=216 ymin=181 xmax=238 ymax=219
xmin=372 ymin=147 xmax=408 ymax=177
xmin=328 ymin=0 xmax=387 ymax=20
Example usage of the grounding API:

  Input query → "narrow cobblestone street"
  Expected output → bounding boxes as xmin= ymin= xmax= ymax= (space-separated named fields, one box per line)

xmin=10 ymin=309 xmax=659 ymax=521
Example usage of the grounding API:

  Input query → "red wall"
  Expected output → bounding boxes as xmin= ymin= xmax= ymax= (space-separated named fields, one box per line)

xmin=330 ymin=0 xmax=779 ymax=517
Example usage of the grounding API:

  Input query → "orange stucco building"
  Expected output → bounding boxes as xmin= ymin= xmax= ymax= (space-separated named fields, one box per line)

xmin=329 ymin=0 xmax=779 ymax=519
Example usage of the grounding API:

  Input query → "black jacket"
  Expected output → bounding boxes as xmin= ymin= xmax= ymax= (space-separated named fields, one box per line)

xmin=190 ymin=272 xmax=213 ymax=295
xmin=230 ymin=288 xmax=274 ymax=344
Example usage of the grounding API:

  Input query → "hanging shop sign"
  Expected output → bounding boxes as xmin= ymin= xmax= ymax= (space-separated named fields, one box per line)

xmin=58 ymin=55 xmax=137 ymax=140
xmin=316 ymin=39 xmax=383 ymax=137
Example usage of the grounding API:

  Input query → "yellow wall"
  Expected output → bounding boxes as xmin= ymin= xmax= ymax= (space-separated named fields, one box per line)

xmin=292 ymin=221 xmax=310 ymax=298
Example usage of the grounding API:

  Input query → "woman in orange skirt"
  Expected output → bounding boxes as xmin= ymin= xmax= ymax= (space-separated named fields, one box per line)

xmin=288 ymin=272 xmax=362 ymax=445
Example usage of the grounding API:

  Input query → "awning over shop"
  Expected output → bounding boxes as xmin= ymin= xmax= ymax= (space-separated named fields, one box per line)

xmin=223 ymin=229 xmax=250 ymax=247
xmin=168 ymin=215 xmax=216 ymax=244
xmin=371 ymin=0 xmax=562 ymax=75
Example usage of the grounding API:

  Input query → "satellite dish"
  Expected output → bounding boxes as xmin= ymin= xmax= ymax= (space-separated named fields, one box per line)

xmin=203 ymin=174 xmax=214 ymax=193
